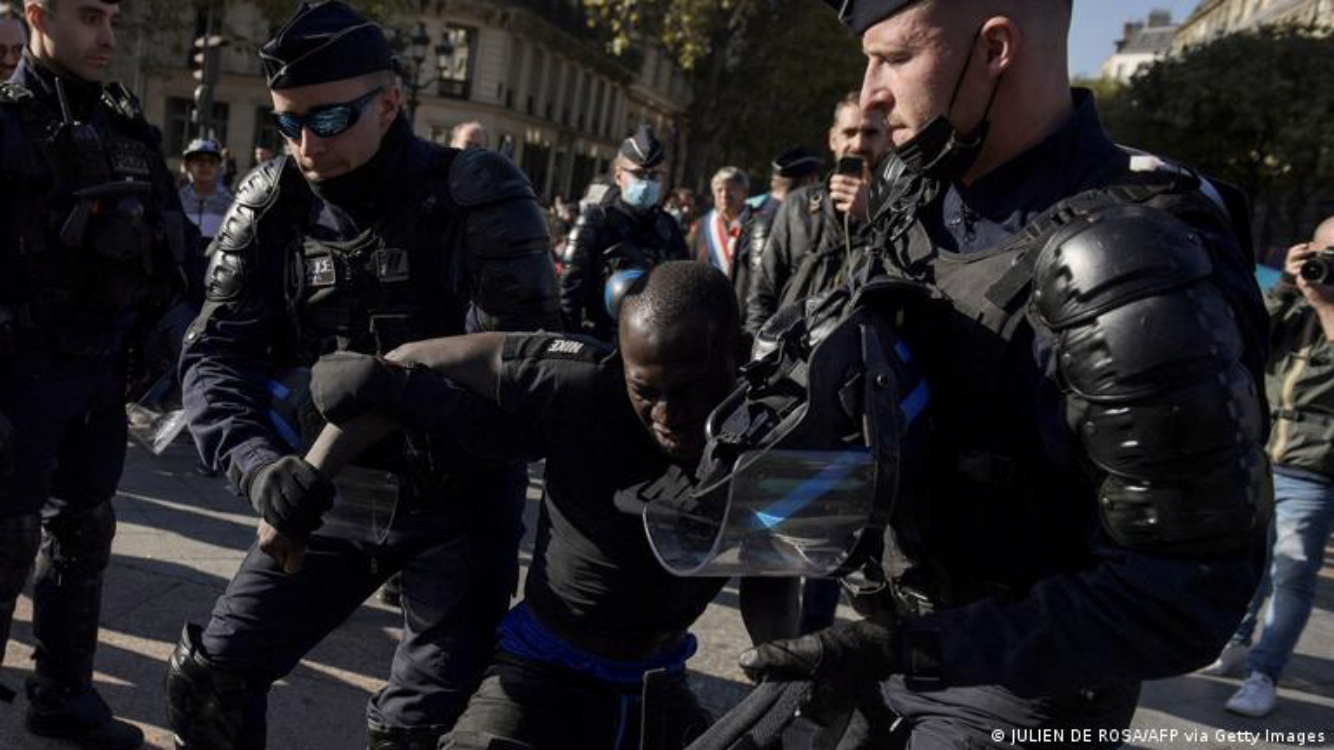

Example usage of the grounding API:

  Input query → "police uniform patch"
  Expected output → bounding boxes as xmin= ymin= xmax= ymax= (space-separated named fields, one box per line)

xmin=374 ymin=247 xmax=410 ymax=283
xmin=107 ymin=138 xmax=152 ymax=178
xmin=306 ymin=255 xmax=337 ymax=287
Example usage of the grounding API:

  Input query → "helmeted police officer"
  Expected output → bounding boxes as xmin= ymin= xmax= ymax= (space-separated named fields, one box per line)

xmin=0 ymin=1 xmax=190 ymax=747
xmin=708 ymin=1 xmax=1272 ymax=747
xmin=167 ymin=3 xmax=560 ymax=749
xmin=559 ymin=125 xmax=689 ymax=340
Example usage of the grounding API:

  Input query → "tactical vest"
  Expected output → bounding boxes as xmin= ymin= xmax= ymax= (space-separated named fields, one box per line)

xmin=278 ymin=150 xmax=470 ymax=361
xmin=866 ymin=162 xmax=1252 ymax=615
xmin=0 ymin=81 xmax=184 ymax=357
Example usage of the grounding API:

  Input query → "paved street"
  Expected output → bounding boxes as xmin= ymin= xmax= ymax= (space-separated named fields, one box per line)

xmin=2 ymin=441 xmax=1332 ymax=749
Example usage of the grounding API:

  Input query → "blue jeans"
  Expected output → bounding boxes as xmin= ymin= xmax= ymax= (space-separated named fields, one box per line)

xmin=1230 ymin=467 xmax=1334 ymax=682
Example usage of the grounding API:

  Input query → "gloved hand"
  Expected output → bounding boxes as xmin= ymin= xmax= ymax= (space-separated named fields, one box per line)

xmin=738 ymin=619 xmax=899 ymax=726
xmin=311 ymin=351 xmax=422 ymax=426
xmin=243 ymin=456 xmax=335 ymax=543
xmin=0 ymin=411 xmax=13 ymax=480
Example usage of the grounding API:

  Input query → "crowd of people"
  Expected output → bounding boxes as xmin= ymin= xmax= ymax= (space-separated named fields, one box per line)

xmin=0 ymin=0 xmax=1325 ymax=749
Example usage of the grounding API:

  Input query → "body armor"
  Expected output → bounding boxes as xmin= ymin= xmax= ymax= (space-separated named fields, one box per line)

xmin=869 ymin=158 xmax=1270 ymax=615
xmin=560 ymin=200 xmax=688 ymax=339
xmin=0 ymin=80 xmax=185 ymax=357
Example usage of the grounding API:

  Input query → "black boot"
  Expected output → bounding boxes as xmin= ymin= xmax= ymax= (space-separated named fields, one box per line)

xmin=367 ymin=718 xmax=447 ymax=750
xmin=379 ymin=573 xmax=403 ymax=608
xmin=25 ymin=676 xmax=144 ymax=749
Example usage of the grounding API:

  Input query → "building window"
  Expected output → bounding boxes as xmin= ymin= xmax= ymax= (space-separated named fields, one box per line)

xmin=548 ymin=59 xmax=563 ymax=121
xmin=578 ymin=71 xmax=592 ymax=131
xmin=165 ymin=97 xmax=229 ymax=156
xmin=527 ymin=48 xmax=545 ymax=116
xmin=563 ymin=65 xmax=578 ymax=126
xmin=436 ymin=24 xmax=477 ymax=100
xmin=522 ymin=142 xmax=551 ymax=197
xmin=508 ymin=39 xmax=525 ymax=110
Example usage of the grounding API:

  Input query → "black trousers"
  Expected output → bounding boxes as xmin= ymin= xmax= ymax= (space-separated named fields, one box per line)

xmin=817 ymin=678 xmax=1141 ymax=750
xmin=442 ymin=650 xmax=714 ymax=750
xmin=197 ymin=465 xmax=526 ymax=740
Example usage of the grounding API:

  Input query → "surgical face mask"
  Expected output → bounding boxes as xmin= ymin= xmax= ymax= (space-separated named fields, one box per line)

xmin=623 ymin=176 xmax=664 ymax=209
xmin=893 ymin=25 xmax=1003 ymax=182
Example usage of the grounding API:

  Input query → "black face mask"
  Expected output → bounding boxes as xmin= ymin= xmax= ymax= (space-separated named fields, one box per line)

xmin=893 ymin=25 xmax=1003 ymax=182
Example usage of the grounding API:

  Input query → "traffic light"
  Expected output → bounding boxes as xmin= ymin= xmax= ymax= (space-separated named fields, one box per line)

xmin=190 ymin=34 xmax=226 ymax=131
xmin=191 ymin=34 xmax=225 ymax=86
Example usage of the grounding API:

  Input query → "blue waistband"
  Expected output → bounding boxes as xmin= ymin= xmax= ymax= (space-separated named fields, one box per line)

xmin=497 ymin=603 xmax=697 ymax=685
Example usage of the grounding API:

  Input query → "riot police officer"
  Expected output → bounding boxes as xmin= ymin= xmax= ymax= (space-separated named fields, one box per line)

xmin=710 ymin=1 xmax=1272 ymax=747
xmin=560 ymin=125 xmax=689 ymax=340
xmin=167 ymin=3 xmax=560 ymax=749
xmin=0 ymin=1 xmax=191 ymax=747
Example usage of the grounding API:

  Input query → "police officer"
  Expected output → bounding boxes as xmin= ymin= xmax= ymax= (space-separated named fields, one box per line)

xmin=745 ymin=92 xmax=889 ymax=334
xmin=303 ymin=261 xmax=742 ymax=750
xmin=167 ymin=3 xmax=560 ymax=748
xmin=0 ymin=0 xmax=190 ymax=747
xmin=560 ymin=125 xmax=688 ymax=340
xmin=730 ymin=1 xmax=1271 ymax=747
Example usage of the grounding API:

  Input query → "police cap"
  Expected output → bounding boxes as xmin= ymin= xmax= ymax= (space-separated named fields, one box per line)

xmin=260 ymin=1 xmax=395 ymax=90
xmin=772 ymin=146 xmax=822 ymax=179
xmin=619 ymin=125 xmax=666 ymax=170
xmin=823 ymin=0 xmax=923 ymax=35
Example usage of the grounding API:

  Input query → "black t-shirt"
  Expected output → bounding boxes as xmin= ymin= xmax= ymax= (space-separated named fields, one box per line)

xmin=493 ymin=333 xmax=726 ymax=651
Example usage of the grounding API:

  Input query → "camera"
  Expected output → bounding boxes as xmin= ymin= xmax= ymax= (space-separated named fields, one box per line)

xmin=1299 ymin=247 xmax=1334 ymax=285
xmin=835 ymin=155 xmax=865 ymax=177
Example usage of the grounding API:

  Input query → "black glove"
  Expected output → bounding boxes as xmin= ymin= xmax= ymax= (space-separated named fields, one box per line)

xmin=311 ymin=351 xmax=422 ymax=426
xmin=0 ymin=411 xmax=12 ymax=480
xmin=738 ymin=619 xmax=899 ymax=726
xmin=244 ymin=456 xmax=336 ymax=542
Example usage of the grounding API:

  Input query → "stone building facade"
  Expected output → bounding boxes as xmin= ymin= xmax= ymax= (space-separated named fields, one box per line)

xmin=1173 ymin=0 xmax=1333 ymax=50
xmin=110 ymin=0 xmax=691 ymax=201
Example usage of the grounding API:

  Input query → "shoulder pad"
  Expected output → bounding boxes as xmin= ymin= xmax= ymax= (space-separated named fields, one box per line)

xmin=214 ymin=156 xmax=298 ymax=254
xmin=234 ymin=156 xmax=291 ymax=210
xmin=575 ymin=204 xmax=607 ymax=230
xmin=1032 ymin=204 xmax=1212 ymax=331
xmin=449 ymin=149 xmax=535 ymax=207
xmin=0 ymin=82 xmax=33 ymax=105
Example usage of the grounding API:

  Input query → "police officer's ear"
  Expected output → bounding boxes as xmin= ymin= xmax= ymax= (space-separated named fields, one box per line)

xmin=373 ymin=74 xmax=404 ymax=132
xmin=977 ymin=16 xmax=1020 ymax=79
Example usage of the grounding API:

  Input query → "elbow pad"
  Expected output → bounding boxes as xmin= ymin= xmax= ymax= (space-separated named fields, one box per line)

xmin=1032 ymin=204 xmax=1270 ymax=557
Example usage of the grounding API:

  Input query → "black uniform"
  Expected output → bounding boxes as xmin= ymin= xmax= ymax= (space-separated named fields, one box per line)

xmin=0 ymin=50 xmax=188 ymax=749
xmin=329 ymin=334 xmax=723 ymax=749
xmin=560 ymin=198 xmax=688 ymax=340
xmin=746 ymin=183 xmax=868 ymax=334
xmin=559 ymin=126 xmax=688 ymax=341
xmin=165 ymin=5 xmax=561 ymax=749
xmin=722 ymin=82 xmax=1271 ymax=749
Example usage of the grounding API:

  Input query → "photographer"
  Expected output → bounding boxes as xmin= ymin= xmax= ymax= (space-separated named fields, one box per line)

xmin=1207 ymin=215 xmax=1334 ymax=718
xmin=745 ymin=92 xmax=889 ymax=334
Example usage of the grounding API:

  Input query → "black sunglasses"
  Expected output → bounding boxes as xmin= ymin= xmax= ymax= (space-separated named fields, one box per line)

xmin=272 ymin=86 xmax=384 ymax=140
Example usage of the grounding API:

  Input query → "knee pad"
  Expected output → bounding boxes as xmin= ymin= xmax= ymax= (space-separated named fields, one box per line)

xmin=38 ymin=503 xmax=115 ymax=581
xmin=165 ymin=623 xmax=265 ymax=750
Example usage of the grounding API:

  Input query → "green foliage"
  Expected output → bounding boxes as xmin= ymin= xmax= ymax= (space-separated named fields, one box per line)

xmin=581 ymin=0 xmax=866 ymax=188
xmin=1098 ymin=25 xmax=1334 ymax=247
xmin=251 ymin=0 xmax=418 ymax=25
